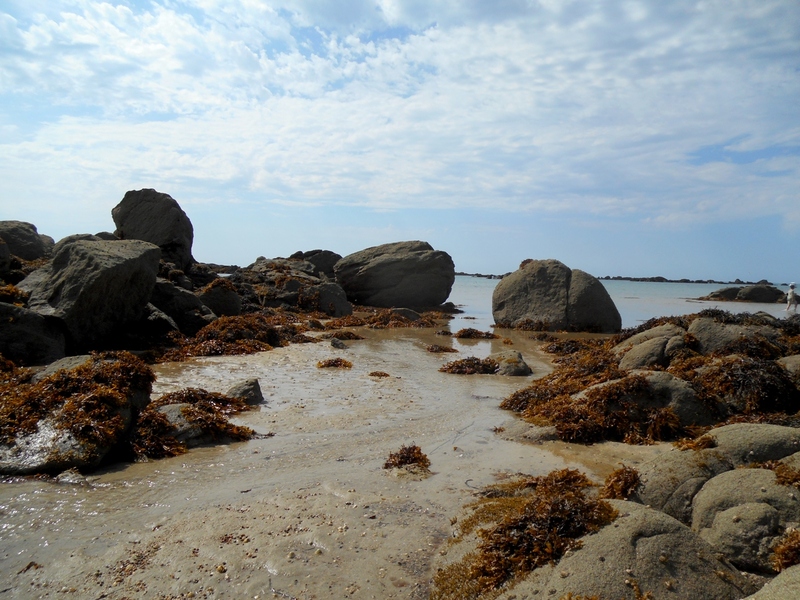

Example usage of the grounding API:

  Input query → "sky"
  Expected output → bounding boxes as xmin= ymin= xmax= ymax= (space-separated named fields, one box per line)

xmin=1 ymin=1 xmax=799 ymax=284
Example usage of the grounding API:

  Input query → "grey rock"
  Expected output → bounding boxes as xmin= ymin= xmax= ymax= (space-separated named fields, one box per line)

xmin=196 ymin=280 xmax=242 ymax=317
xmin=225 ymin=378 xmax=264 ymax=406
xmin=619 ymin=335 xmax=672 ymax=369
xmin=632 ymin=370 xmax=716 ymax=427
xmin=0 ymin=221 xmax=53 ymax=261
xmin=290 ymin=249 xmax=342 ymax=279
xmin=150 ymin=278 xmax=217 ymax=336
xmin=330 ymin=338 xmax=347 ymax=350
xmin=0 ymin=303 xmax=66 ymax=366
xmin=489 ymin=350 xmax=532 ymax=376
xmin=307 ymin=281 xmax=353 ymax=317
xmin=613 ymin=323 xmax=686 ymax=355
xmin=777 ymin=355 xmax=800 ymax=375
xmin=532 ymin=500 xmax=755 ymax=600
xmin=334 ymin=241 xmax=455 ymax=308
xmin=737 ymin=285 xmax=785 ymax=303
xmin=687 ymin=317 xmax=779 ymax=355
xmin=744 ymin=564 xmax=800 ymax=599
xmin=51 ymin=234 xmax=103 ymax=256
xmin=699 ymin=502 xmax=782 ymax=573
xmin=0 ymin=237 xmax=10 ymax=277
xmin=491 ymin=259 xmax=621 ymax=332
xmin=112 ymin=188 xmax=195 ymax=270
xmin=18 ymin=240 xmax=161 ymax=351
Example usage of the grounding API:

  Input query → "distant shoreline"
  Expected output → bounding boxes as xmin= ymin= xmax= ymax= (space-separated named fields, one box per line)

xmin=456 ymin=272 xmax=787 ymax=286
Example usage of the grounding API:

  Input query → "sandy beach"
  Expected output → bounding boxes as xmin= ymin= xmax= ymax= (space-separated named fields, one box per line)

xmin=0 ymin=320 xmax=670 ymax=600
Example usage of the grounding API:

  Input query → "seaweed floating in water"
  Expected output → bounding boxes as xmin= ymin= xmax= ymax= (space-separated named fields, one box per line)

xmin=439 ymin=357 xmax=499 ymax=375
xmin=431 ymin=469 xmax=618 ymax=599
xmin=317 ymin=358 xmax=353 ymax=369
xmin=383 ymin=444 xmax=430 ymax=470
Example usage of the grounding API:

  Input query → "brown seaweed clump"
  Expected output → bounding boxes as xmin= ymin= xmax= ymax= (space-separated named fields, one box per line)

xmin=427 ymin=344 xmax=458 ymax=353
xmin=0 ymin=352 xmax=155 ymax=448
xmin=771 ymin=529 xmax=800 ymax=572
xmin=317 ymin=358 xmax=353 ymax=369
xmin=383 ymin=444 xmax=430 ymax=470
xmin=431 ymin=469 xmax=618 ymax=600
xmin=0 ymin=284 xmax=29 ymax=306
xmin=321 ymin=331 xmax=365 ymax=341
xmin=454 ymin=328 xmax=499 ymax=340
xmin=130 ymin=388 xmax=254 ymax=460
xmin=368 ymin=371 xmax=391 ymax=378
xmin=439 ymin=357 xmax=499 ymax=375
xmin=599 ymin=464 xmax=641 ymax=500
xmin=157 ymin=314 xmax=284 ymax=361
xmin=364 ymin=310 xmax=439 ymax=329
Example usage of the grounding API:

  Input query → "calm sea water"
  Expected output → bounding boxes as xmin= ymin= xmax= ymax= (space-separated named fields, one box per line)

xmin=447 ymin=275 xmax=794 ymax=331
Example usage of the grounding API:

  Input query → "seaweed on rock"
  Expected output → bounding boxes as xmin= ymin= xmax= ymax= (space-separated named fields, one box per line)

xmin=317 ymin=358 xmax=352 ymax=369
xmin=454 ymin=328 xmax=499 ymax=339
xmin=383 ymin=444 xmax=430 ymax=470
xmin=440 ymin=357 xmax=499 ymax=375
xmin=771 ymin=529 xmax=800 ymax=572
xmin=427 ymin=344 xmax=458 ymax=353
xmin=599 ymin=464 xmax=641 ymax=500
xmin=431 ymin=469 xmax=618 ymax=600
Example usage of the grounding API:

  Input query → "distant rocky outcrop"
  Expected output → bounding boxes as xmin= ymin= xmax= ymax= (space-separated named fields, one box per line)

xmin=290 ymin=249 xmax=342 ymax=280
xmin=334 ymin=241 xmax=455 ymax=308
xmin=492 ymin=259 xmax=621 ymax=332
xmin=701 ymin=284 xmax=785 ymax=303
xmin=0 ymin=220 xmax=54 ymax=261
xmin=18 ymin=239 xmax=161 ymax=352
xmin=112 ymin=189 xmax=195 ymax=271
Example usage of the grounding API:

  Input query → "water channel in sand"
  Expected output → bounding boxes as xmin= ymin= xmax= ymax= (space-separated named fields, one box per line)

xmin=0 ymin=315 xmax=669 ymax=599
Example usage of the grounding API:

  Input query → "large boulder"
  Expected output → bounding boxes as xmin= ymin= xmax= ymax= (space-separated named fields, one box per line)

xmin=0 ymin=303 xmax=66 ymax=366
xmin=517 ymin=501 xmax=755 ymax=600
xmin=687 ymin=317 xmax=780 ymax=355
xmin=0 ymin=221 xmax=54 ymax=261
xmin=290 ymin=249 xmax=342 ymax=280
xmin=334 ymin=241 xmax=455 ymax=308
xmin=112 ymin=189 xmax=195 ymax=270
xmin=745 ymin=564 xmax=800 ymax=599
xmin=17 ymin=240 xmax=161 ymax=352
xmin=492 ymin=259 xmax=621 ymax=332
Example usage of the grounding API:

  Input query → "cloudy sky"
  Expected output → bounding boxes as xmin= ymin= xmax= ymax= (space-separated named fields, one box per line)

xmin=1 ymin=1 xmax=799 ymax=282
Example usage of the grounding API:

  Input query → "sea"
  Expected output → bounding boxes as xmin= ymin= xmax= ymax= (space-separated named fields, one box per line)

xmin=447 ymin=275 xmax=794 ymax=331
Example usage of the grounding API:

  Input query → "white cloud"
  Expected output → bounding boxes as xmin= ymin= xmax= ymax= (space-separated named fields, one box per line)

xmin=0 ymin=0 xmax=798 ymax=242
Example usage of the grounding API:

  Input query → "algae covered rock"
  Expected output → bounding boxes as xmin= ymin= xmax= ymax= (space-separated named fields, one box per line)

xmin=492 ymin=259 xmax=621 ymax=332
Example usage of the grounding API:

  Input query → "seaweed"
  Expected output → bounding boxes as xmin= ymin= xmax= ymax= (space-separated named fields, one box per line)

xmin=317 ymin=358 xmax=353 ymax=369
xmin=760 ymin=461 xmax=800 ymax=489
xmin=431 ymin=469 xmax=618 ymax=599
xmin=439 ymin=357 xmax=499 ymax=375
xmin=130 ymin=388 xmax=254 ymax=460
xmin=368 ymin=371 xmax=391 ymax=378
xmin=771 ymin=529 xmax=800 ymax=572
xmin=383 ymin=444 xmax=430 ymax=470
xmin=427 ymin=344 xmax=458 ymax=353
xmin=0 ymin=284 xmax=29 ymax=306
xmin=321 ymin=331 xmax=365 ymax=341
xmin=454 ymin=328 xmax=499 ymax=340
xmin=324 ymin=315 xmax=367 ymax=329
xmin=599 ymin=465 xmax=641 ymax=500
xmin=0 ymin=352 xmax=155 ymax=448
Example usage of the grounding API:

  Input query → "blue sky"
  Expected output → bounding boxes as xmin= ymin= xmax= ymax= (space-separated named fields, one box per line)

xmin=1 ymin=1 xmax=799 ymax=283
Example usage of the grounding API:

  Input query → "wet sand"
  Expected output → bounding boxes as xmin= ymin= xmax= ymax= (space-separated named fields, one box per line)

xmin=0 ymin=323 xmax=669 ymax=599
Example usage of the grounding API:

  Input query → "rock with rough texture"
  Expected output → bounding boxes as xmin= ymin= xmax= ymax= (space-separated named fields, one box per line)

xmin=0 ymin=303 xmax=66 ymax=366
xmin=196 ymin=279 xmax=242 ymax=317
xmin=636 ymin=424 xmax=800 ymax=524
xmin=17 ymin=240 xmax=161 ymax=351
xmin=699 ymin=502 xmax=782 ymax=573
xmin=777 ymin=354 xmax=800 ymax=375
xmin=0 ymin=238 xmax=10 ymax=277
xmin=290 ymin=249 xmax=342 ymax=280
xmin=691 ymin=468 xmax=800 ymax=531
xmin=632 ymin=370 xmax=716 ymax=427
xmin=488 ymin=350 xmax=532 ymax=376
xmin=112 ymin=189 xmax=195 ymax=270
xmin=491 ymin=259 xmax=621 ymax=332
xmin=744 ymin=564 xmax=800 ymax=599
xmin=226 ymin=378 xmax=264 ymax=406
xmin=0 ymin=221 xmax=54 ymax=261
xmin=51 ymin=234 xmax=103 ymax=256
xmin=150 ymin=278 xmax=217 ymax=336
xmin=687 ymin=317 xmax=779 ymax=355
xmin=737 ymin=285 xmax=785 ymax=303
xmin=613 ymin=323 xmax=686 ymax=355
xmin=334 ymin=241 xmax=455 ymax=308
xmin=524 ymin=500 xmax=755 ymax=600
